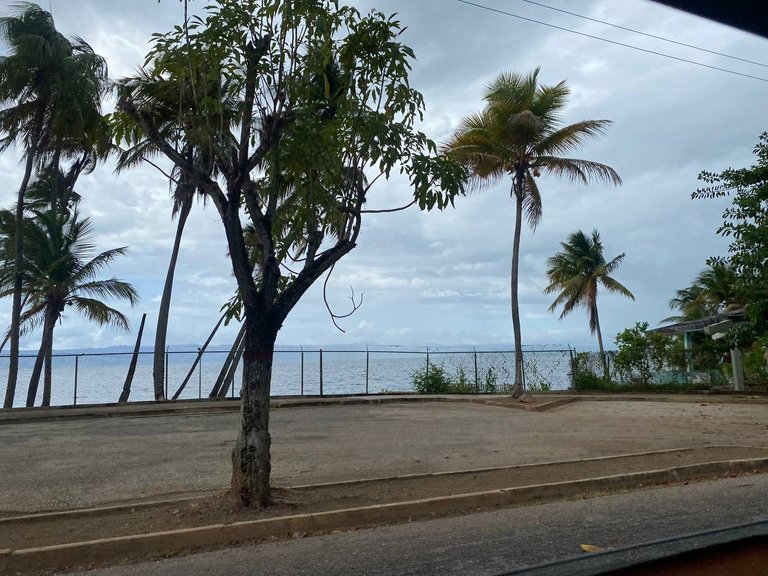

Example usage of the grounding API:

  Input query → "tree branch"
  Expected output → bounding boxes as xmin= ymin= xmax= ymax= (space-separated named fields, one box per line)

xmin=323 ymin=264 xmax=363 ymax=332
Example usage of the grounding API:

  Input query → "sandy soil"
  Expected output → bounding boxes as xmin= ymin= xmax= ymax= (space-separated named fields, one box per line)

xmin=0 ymin=396 xmax=767 ymax=558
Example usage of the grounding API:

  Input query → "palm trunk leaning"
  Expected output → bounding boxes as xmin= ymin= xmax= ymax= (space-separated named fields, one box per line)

xmin=5 ymin=117 xmax=43 ymax=408
xmin=119 ymin=313 xmax=147 ymax=403
xmin=210 ymin=323 xmax=246 ymax=398
xmin=152 ymin=197 xmax=192 ymax=400
xmin=172 ymin=312 xmax=225 ymax=400
xmin=26 ymin=304 xmax=56 ymax=407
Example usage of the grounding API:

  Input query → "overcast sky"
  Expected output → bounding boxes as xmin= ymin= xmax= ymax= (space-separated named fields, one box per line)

xmin=0 ymin=0 xmax=766 ymax=352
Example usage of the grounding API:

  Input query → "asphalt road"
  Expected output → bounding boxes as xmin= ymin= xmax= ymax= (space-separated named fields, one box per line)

xmin=67 ymin=473 xmax=768 ymax=576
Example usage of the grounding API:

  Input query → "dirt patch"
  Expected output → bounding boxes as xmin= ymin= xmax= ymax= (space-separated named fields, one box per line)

xmin=2 ymin=445 xmax=767 ymax=551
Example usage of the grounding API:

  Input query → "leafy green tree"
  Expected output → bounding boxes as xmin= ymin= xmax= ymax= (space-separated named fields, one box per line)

xmin=693 ymin=132 xmax=768 ymax=338
xmin=614 ymin=322 xmax=675 ymax=385
xmin=115 ymin=0 xmax=464 ymax=507
xmin=545 ymin=229 xmax=634 ymax=357
xmin=443 ymin=69 xmax=621 ymax=397
xmin=0 ymin=210 xmax=136 ymax=406
xmin=0 ymin=3 xmax=109 ymax=408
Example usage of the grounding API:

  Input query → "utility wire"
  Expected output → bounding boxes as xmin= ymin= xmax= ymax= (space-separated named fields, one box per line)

xmin=516 ymin=0 xmax=768 ymax=69
xmin=455 ymin=0 xmax=768 ymax=83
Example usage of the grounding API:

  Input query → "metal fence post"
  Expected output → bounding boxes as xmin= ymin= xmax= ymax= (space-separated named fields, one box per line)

xmin=521 ymin=350 xmax=526 ymax=390
xmin=426 ymin=347 xmax=430 ymax=382
xmin=165 ymin=352 xmax=169 ymax=399
xmin=319 ymin=348 xmax=324 ymax=397
xmin=473 ymin=347 xmax=479 ymax=392
xmin=198 ymin=353 xmax=202 ymax=399
xmin=73 ymin=355 xmax=79 ymax=406
xmin=365 ymin=347 xmax=369 ymax=395
xmin=300 ymin=347 xmax=304 ymax=396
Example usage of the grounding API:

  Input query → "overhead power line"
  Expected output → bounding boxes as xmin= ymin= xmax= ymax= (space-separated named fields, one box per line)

xmin=455 ymin=0 xmax=768 ymax=83
xmin=516 ymin=0 xmax=768 ymax=69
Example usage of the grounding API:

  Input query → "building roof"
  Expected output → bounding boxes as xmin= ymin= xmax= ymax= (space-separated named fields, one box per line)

xmin=652 ymin=310 xmax=747 ymax=335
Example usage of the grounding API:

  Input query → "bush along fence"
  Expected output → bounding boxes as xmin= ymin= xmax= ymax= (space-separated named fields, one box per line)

xmin=0 ymin=345 xmax=575 ymax=408
xmin=569 ymin=349 xmax=766 ymax=392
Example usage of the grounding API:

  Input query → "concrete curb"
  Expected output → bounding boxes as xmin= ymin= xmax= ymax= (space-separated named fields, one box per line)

xmin=3 ymin=458 xmax=768 ymax=575
xmin=465 ymin=397 xmax=579 ymax=412
xmin=4 ymin=392 xmax=766 ymax=425
xmin=0 ymin=395 xmax=465 ymax=425
xmin=0 ymin=446 xmax=738 ymax=524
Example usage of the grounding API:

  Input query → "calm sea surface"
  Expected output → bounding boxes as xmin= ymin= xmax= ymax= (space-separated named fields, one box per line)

xmin=0 ymin=346 xmax=575 ymax=407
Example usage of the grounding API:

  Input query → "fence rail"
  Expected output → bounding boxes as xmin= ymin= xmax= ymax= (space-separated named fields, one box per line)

xmin=0 ymin=346 xmax=576 ymax=408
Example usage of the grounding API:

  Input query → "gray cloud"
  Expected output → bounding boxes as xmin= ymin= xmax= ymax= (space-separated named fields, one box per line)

xmin=0 ymin=0 xmax=765 ymax=351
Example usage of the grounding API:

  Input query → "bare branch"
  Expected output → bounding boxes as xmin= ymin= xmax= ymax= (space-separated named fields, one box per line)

xmin=361 ymin=199 xmax=417 ymax=214
xmin=139 ymin=156 xmax=177 ymax=182
xmin=323 ymin=263 xmax=363 ymax=332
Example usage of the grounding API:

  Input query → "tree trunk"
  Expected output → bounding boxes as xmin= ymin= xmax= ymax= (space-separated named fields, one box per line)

xmin=172 ymin=312 xmax=225 ymax=400
xmin=48 ymin=149 xmax=62 ymax=222
xmin=510 ymin=175 xmax=525 ymax=398
xmin=41 ymin=310 xmax=56 ymax=407
xmin=209 ymin=323 xmax=246 ymax=398
xmin=119 ymin=313 xmax=147 ymax=403
xmin=26 ymin=340 xmax=46 ymax=408
xmin=153 ymin=197 xmax=193 ymax=400
xmin=217 ymin=335 xmax=245 ymax=398
xmin=26 ymin=304 xmax=55 ymax=407
xmin=593 ymin=304 xmax=608 ymax=379
xmin=5 ymin=141 xmax=38 ymax=409
xmin=231 ymin=313 xmax=276 ymax=508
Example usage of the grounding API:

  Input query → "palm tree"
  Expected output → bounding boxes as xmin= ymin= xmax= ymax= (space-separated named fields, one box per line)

xmin=545 ymin=229 xmax=634 ymax=356
xmin=0 ymin=3 xmax=109 ymax=407
xmin=2 ymin=210 xmax=137 ymax=407
xmin=114 ymin=56 xmax=230 ymax=400
xmin=443 ymin=68 xmax=621 ymax=396
xmin=664 ymin=264 xmax=741 ymax=323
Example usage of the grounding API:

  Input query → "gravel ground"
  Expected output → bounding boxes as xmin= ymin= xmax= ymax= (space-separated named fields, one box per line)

xmin=0 ymin=398 xmax=766 ymax=514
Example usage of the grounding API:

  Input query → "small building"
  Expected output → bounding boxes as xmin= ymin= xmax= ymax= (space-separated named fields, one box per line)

xmin=652 ymin=310 xmax=747 ymax=390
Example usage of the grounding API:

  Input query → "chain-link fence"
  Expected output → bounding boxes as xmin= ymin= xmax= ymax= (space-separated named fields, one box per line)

xmin=570 ymin=350 xmax=731 ymax=391
xmin=0 ymin=345 xmax=576 ymax=407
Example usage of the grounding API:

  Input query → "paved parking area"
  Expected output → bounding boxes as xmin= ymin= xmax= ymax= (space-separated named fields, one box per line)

xmin=1 ymin=398 xmax=766 ymax=514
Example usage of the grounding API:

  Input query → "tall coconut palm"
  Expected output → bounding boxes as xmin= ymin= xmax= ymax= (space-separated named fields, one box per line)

xmin=545 ymin=229 xmax=634 ymax=356
xmin=0 ymin=3 xmax=109 ymax=407
xmin=444 ymin=68 xmax=621 ymax=396
xmin=2 ymin=210 xmax=137 ymax=407
xmin=114 ymin=57 xmax=230 ymax=400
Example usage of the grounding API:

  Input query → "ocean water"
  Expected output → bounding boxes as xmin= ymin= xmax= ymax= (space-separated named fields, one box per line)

xmin=0 ymin=346 xmax=575 ymax=408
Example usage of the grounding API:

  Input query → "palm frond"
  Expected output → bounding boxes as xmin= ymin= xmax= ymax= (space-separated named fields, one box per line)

xmin=523 ymin=171 xmax=542 ymax=230
xmin=601 ymin=275 xmax=635 ymax=300
xmin=538 ymin=157 xmax=622 ymax=186
xmin=68 ymin=297 xmax=131 ymax=331
xmin=74 ymin=278 xmax=138 ymax=305
xmin=534 ymin=120 xmax=613 ymax=157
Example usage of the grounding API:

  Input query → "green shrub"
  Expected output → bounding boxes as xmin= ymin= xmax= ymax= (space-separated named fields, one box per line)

xmin=526 ymin=380 xmax=552 ymax=392
xmin=743 ymin=342 xmax=768 ymax=389
xmin=411 ymin=363 xmax=498 ymax=394
xmin=613 ymin=322 xmax=671 ymax=385
xmin=484 ymin=367 xmax=498 ymax=394
xmin=571 ymin=352 xmax=612 ymax=390
xmin=412 ymin=364 xmax=453 ymax=394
